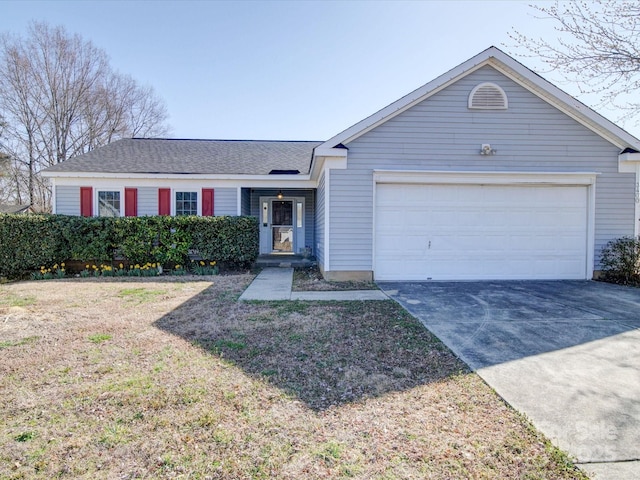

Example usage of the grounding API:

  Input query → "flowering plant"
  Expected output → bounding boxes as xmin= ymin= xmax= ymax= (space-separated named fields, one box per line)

xmin=191 ymin=260 xmax=218 ymax=275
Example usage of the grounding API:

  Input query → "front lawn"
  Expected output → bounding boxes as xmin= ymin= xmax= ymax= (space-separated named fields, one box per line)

xmin=0 ymin=275 xmax=587 ymax=479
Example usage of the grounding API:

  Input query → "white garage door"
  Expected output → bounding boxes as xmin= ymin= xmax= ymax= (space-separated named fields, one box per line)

xmin=375 ymin=183 xmax=588 ymax=280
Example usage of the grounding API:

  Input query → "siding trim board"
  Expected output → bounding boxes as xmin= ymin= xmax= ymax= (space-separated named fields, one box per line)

xmin=324 ymin=169 xmax=331 ymax=271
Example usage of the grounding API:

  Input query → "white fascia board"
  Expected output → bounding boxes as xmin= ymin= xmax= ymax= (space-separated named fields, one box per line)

xmin=46 ymin=174 xmax=315 ymax=189
xmin=41 ymin=171 xmax=311 ymax=181
xmin=318 ymin=46 xmax=640 ymax=152
xmin=619 ymin=152 xmax=640 ymax=173
xmin=373 ymin=170 xmax=599 ymax=186
xmin=310 ymin=152 xmax=348 ymax=181
xmin=314 ymin=147 xmax=348 ymax=158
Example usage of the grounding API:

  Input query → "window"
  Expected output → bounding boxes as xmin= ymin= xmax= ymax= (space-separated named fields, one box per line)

xmin=468 ymin=82 xmax=508 ymax=109
xmin=175 ymin=191 xmax=198 ymax=216
xmin=98 ymin=191 xmax=121 ymax=217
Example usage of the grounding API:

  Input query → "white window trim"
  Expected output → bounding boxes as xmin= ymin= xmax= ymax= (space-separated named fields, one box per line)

xmin=96 ymin=188 xmax=124 ymax=217
xmin=173 ymin=189 xmax=200 ymax=216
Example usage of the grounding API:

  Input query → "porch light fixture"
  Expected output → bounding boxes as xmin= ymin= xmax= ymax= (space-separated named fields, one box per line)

xmin=480 ymin=144 xmax=497 ymax=155
xmin=277 ymin=190 xmax=284 ymax=199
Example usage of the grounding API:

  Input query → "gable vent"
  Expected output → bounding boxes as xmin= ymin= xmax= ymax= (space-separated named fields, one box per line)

xmin=468 ymin=82 xmax=508 ymax=109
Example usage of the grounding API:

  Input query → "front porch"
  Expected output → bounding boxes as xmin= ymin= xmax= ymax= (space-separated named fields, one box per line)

xmin=242 ymin=188 xmax=316 ymax=258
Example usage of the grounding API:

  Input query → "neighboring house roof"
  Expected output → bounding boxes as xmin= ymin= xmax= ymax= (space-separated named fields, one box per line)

xmin=0 ymin=204 xmax=31 ymax=214
xmin=43 ymin=138 xmax=322 ymax=176
xmin=318 ymin=46 xmax=640 ymax=152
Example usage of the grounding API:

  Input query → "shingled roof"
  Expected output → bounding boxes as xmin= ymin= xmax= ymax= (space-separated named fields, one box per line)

xmin=44 ymin=138 xmax=323 ymax=175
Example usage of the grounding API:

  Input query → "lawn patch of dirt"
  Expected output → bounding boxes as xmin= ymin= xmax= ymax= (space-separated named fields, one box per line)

xmin=293 ymin=266 xmax=378 ymax=291
xmin=0 ymin=275 xmax=588 ymax=479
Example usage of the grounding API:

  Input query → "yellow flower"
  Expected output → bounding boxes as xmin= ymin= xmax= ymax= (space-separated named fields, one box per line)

xmin=209 ymin=261 xmax=216 ymax=266
xmin=151 ymin=263 xmax=156 ymax=268
xmin=130 ymin=265 xmax=134 ymax=269
xmin=200 ymin=261 xmax=205 ymax=266
xmin=40 ymin=266 xmax=45 ymax=269
xmin=135 ymin=264 xmax=140 ymax=269
xmin=175 ymin=265 xmax=181 ymax=269
xmin=61 ymin=262 xmax=65 ymax=267
xmin=119 ymin=263 xmax=124 ymax=269
xmin=86 ymin=265 xmax=90 ymax=269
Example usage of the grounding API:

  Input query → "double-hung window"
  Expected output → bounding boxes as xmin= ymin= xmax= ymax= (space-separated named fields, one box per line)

xmin=175 ymin=191 xmax=198 ymax=216
xmin=98 ymin=191 xmax=121 ymax=217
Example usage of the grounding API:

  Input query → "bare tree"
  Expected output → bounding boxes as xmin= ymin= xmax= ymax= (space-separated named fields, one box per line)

xmin=511 ymin=0 xmax=640 ymax=122
xmin=0 ymin=22 xmax=170 ymax=210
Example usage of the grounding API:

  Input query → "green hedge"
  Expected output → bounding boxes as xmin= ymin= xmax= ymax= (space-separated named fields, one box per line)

xmin=600 ymin=236 xmax=640 ymax=285
xmin=0 ymin=214 xmax=259 ymax=279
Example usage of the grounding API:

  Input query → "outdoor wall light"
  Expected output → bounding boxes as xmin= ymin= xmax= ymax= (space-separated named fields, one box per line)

xmin=277 ymin=190 xmax=284 ymax=199
xmin=480 ymin=144 xmax=497 ymax=155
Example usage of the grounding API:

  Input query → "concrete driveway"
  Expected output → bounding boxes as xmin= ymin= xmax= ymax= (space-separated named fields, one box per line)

xmin=379 ymin=280 xmax=640 ymax=480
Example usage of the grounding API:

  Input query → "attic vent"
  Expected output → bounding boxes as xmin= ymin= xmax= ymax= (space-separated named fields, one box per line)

xmin=269 ymin=169 xmax=300 ymax=175
xmin=468 ymin=82 xmax=508 ymax=109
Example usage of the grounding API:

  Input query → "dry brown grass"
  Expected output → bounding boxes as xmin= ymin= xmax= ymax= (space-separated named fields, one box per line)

xmin=0 ymin=275 xmax=588 ymax=479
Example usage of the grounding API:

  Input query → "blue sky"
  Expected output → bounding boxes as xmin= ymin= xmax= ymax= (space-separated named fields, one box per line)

xmin=4 ymin=0 xmax=635 ymax=139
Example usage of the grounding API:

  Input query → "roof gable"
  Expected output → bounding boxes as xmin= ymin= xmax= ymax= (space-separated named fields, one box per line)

xmin=319 ymin=47 xmax=640 ymax=152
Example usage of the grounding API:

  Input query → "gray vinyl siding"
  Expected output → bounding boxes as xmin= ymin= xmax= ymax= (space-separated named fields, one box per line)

xmin=214 ymin=188 xmax=238 ymax=215
xmin=315 ymin=171 xmax=326 ymax=266
xmin=55 ymin=185 xmax=80 ymax=215
xmin=329 ymin=65 xmax=635 ymax=271
xmin=137 ymin=187 xmax=158 ymax=216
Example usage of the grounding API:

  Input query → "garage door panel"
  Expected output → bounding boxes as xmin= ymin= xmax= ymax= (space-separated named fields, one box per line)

xmin=375 ymin=183 xmax=588 ymax=280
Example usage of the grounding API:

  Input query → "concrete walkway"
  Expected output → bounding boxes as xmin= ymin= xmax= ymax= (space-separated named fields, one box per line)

xmin=239 ymin=267 xmax=388 ymax=301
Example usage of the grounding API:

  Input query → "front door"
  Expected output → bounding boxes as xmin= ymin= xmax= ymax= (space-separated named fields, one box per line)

xmin=272 ymin=200 xmax=293 ymax=252
xmin=259 ymin=196 xmax=305 ymax=254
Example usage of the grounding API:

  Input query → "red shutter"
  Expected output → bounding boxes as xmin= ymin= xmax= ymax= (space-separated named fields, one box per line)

xmin=125 ymin=188 xmax=138 ymax=217
xmin=80 ymin=187 xmax=92 ymax=217
xmin=202 ymin=188 xmax=214 ymax=216
xmin=158 ymin=188 xmax=171 ymax=215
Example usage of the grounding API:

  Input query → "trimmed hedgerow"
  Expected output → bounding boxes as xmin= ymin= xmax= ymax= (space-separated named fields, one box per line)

xmin=600 ymin=236 xmax=640 ymax=285
xmin=184 ymin=216 xmax=259 ymax=269
xmin=0 ymin=214 xmax=259 ymax=279
xmin=0 ymin=214 xmax=68 ymax=279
